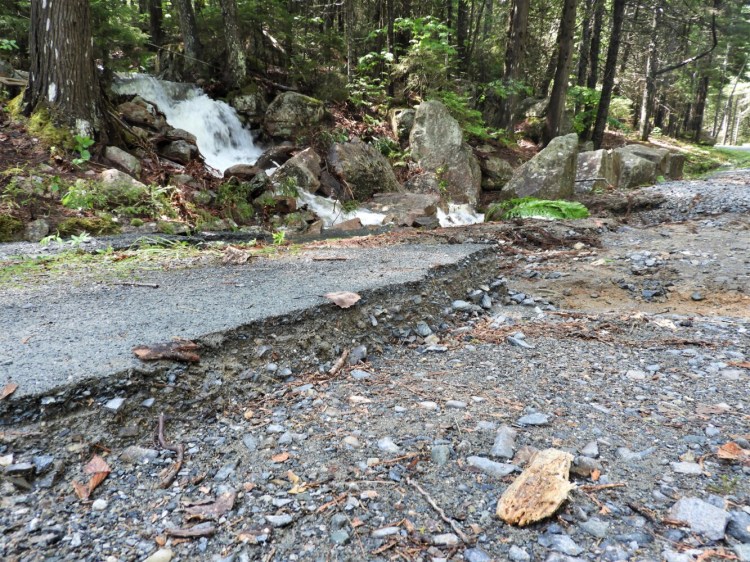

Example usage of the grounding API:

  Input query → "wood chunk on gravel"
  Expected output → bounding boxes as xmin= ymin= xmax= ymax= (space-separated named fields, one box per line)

xmin=496 ymin=448 xmax=575 ymax=526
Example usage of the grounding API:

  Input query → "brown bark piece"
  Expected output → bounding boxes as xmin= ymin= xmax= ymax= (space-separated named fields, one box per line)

xmin=133 ymin=341 xmax=200 ymax=363
xmin=496 ymin=448 xmax=575 ymax=526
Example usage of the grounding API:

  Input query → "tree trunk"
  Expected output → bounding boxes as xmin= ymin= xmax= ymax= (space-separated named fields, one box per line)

xmin=691 ymin=68 xmax=710 ymax=142
xmin=638 ymin=5 xmax=660 ymax=141
xmin=592 ymin=0 xmax=626 ymax=150
xmin=542 ymin=0 xmax=577 ymax=146
xmin=24 ymin=0 xmax=101 ymax=136
xmin=219 ymin=0 xmax=246 ymax=87
xmin=586 ymin=0 xmax=603 ymax=89
xmin=496 ymin=0 xmax=529 ymax=128
xmin=456 ymin=0 xmax=469 ymax=67
xmin=173 ymin=0 xmax=203 ymax=80
xmin=575 ymin=0 xmax=594 ymax=87
xmin=148 ymin=0 xmax=163 ymax=47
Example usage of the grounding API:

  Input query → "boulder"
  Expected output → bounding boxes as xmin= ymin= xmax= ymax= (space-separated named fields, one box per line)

xmin=479 ymin=155 xmax=514 ymax=191
xmin=99 ymin=168 xmax=147 ymax=189
xmin=104 ymin=146 xmax=142 ymax=177
xmin=618 ymin=145 xmax=670 ymax=175
xmin=273 ymin=148 xmax=322 ymax=193
xmin=255 ymin=144 xmax=298 ymax=170
xmin=368 ymin=192 xmax=441 ymax=227
xmin=329 ymin=217 xmax=363 ymax=232
xmin=613 ymin=148 xmax=657 ymax=188
xmin=409 ymin=100 xmax=482 ymax=205
xmin=575 ymin=149 xmax=616 ymax=193
xmin=668 ymin=153 xmax=685 ymax=179
xmin=24 ymin=219 xmax=50 ymax=243
xmin=503 ymin=133 xmax=579 ymax=200
xmin=229 ymin=91 xmax=268 ymax=125
xmin=160 ymin=140 xmax=199 ymax=164
xmin=327 ymin=140 xmax=401 ymax=201
xmin=263 ymin=92 xmax=327 ymax=138
xmin=164 ymin=128 xmax=197 ymax=144
xmin=117 ymin=100 xmax=165 ymax=131
xmin=224 ymin=164 xmax=262 ymax=180
xmin=389 ymin=108 xmax=416 ymax=143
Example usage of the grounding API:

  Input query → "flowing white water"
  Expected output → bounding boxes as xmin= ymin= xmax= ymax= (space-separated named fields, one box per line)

xmin=296 ymin=190 xmax=387 ymax=227
xmin=113 ymin=74 xmax=262 ymax=173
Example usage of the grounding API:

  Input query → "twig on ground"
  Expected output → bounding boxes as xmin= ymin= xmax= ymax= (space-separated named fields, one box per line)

xmin=579 ymin=482 xmax=626 ymax=492
xmin=406 ymin=477 xmax=473 ymax=545
xmin=328 ymin=349 xmax=350 ymax=377
xmin=113 ymin=282 xmax=160 ymax=288
xmin=156 ymin=412 xmax=185 ymax=488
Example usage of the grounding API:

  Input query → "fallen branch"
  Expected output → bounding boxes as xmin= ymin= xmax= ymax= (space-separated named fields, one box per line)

xmin=578 ymin=482 xmax=626 ymax=492
xmin=114 ymin=282 xmax=160 ymax=289
xmin=156 ymin=412 xmax=185 ymax=488
xmin=406 ymin=477 xmax=473 ymax=545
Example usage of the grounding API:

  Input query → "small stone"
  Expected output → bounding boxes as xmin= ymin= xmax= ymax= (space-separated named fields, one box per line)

xmin=371 ymin=526 xmax=401 ymax=538
xmin=465 ymin=547 xmax=493 ymax=562
xmin=432 ymin=533 xmax=459 ymax=546
xmin=215 ymin=460 xmax=238 ymax=481
xmin=141 ymin=398 xmax=155 ymax=408
xmin=91 ymin=499 xmax=108 ymax=511
xmin=571 ymin=456 xmax=602 ymax=478
xmin=242 ymin=435 xmax=258 ymax=452
xmin=104 ymin=397 xmax=125 ymax=412
xmin=415 ymin=322 xmax=433 ymax=337
xmin=431 ymin=445 xmax=451 ymax=466
xmin=691 ymin=291 xmax=704 ymax=301
xmin=143 ymin=548 xmax=174 ymax=562
xmin=466 ymin=456 xmax=517 ymax=478
xmin=517 ymin=413 xmax=550 ymax=426
xmin=538 ymin=533 xmax=583 ymax=556
xmin=491 ymin=425 xmax=517 ymax=459
xmin=343 ymin=435 xmax=361 ymax=448
xmin=668 ymin=497 xmax=729 ymax=541
xmin=705 ymin=425 xmax=720 ymax=438
xmin=32 ymin=455 xmax=55 ymax=474
xmin=265 ymin=514 xmax=293 ymax=527
xmin=419 ymin=401 xmax=439 ymax=410
xmin=507 ymin=335 xmax=534 ymax=349
xmin=727 ymin=511 xmax=750 ymax=543
xmin=330 ymin=530 xmax=350 ymax=544
xmin=625 ymin=369 xmax=647 ymax=381
xmin=120 ymin=446 xmax=159 ymax=464
xmin=377 ymin=437 xmax=400 ymax=454
xmin=508 ymin=545 xmax=531 ymax=562
xmin=452 ymin=300 xmax=472 ymax=310
xmin=266 ymin=424 xmax=286 ymax=433
xmin=278 ymin=432 xmax=293 ymax=445
xmin=348 ymin=345 xmax=368 ymax=365
xmin=580 ymin=441 xmax=599 ymax=458
xmin=445 ymin=400 xmax=467 ymax=409
xmin=580 ymin=518 xmax=609 ymax=538
xmin=721 ymin=369 xmax=743 ymax=381
xmin=734 ymin=544 xmax=750 ymax=562
xmin=351 ymin=369 xmax=371 ymax=380
xmin=671 ymin=462 xmax=703 ymax=475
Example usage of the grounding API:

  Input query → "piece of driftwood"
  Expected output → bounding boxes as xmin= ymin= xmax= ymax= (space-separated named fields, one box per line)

xmin=496 ymin=448 xmax=575 ymax=526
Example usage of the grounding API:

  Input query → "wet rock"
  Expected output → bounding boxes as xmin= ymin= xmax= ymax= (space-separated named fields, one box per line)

xmin=224 ymin=164 xmax=261 ymax=181
xmin=466 ymin=456 xmax=517 ymax=478
xmin=667 ymin=497 xmax=729 ymax=541
xmin=504 ymin=134 xmax=578 ymax=200
xmin=273 ymin=148 xmax=322 ymax=193
xmin=255 ymin=144 xmax=298 ymax=170
xmin=409 ymin=100 xmax=482 ymax=205
xmin=160 ymin=140 xmax=199 ymax=164
xmin=105 ymin=146 xmax=142 ymax=176
xmin=229 ymin=90 xmax=267 ymax=125
xmin=490 ymin=425 xmax=517 ymax=459
xmin=327 ymin=139 xmax=401 ymax=200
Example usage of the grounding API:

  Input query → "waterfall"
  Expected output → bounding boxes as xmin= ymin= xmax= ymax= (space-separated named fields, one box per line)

xmin=113 ymin=74 xmax=262 ymax=173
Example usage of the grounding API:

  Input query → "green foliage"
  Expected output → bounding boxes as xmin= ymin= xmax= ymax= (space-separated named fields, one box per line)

xmin=57 ymin=216 xmax=120 ymax=237
xmin=0 ymin=38 xmax=18 ymax=51
xmin=29 ymin=108 xmax=75 ymax=150
xmin=89 ymin=0 xmax=148 ymax=69
xmin=485 ymin=198 xmax=590 ymax=221
xmin=216 ymin=181 xmax=256 ymax=223
xmin=61 ymin=179 xmax=174 ymax=218
xmin=272 ymin=229 xmax=286 ymax=245
xmin=71 ymin=135 xmax=95 ymax=166
xmin=0 ymin=214 xmax=22 ymax=242
xmin=432 ymin=91 xmax=506 ymax=142
xmin=484 ymin=79 xmax=532 ymax=101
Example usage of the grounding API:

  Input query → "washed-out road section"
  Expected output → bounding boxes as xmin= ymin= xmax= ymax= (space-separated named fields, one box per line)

xmin=0 ymin=243 xmax=486 ymax=398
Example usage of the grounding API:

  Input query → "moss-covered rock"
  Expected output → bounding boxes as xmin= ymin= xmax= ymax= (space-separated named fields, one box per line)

xmin=0 ymin=214 xmax=23 ymax=242
xmin=57 ymin=217 xmax=120 ymax=237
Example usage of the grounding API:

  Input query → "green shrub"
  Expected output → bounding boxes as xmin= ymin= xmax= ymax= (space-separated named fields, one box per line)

xmin=0 ymin=214 xmax=23 ymax=242
xmin=485 ymin=198 xmax=590 ymax=221
xmin=57 ymin=216 xmax=120 ymax=236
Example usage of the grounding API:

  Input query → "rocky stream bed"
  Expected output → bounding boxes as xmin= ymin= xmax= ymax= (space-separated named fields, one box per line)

xmin=1 ymin=170 xmax=749 ymax=562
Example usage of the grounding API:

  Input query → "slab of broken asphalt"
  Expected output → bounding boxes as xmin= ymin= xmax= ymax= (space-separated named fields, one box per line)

xmin=0 ymin=243 xmax=488 ymax=400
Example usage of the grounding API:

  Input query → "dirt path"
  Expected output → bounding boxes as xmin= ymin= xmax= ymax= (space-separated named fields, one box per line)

xmin=1 ymin=171 xmax=749 ymax=562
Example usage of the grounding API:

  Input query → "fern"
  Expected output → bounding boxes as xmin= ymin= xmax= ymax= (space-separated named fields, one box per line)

xmin=485 ymin=198 xmax=590 ymax=221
